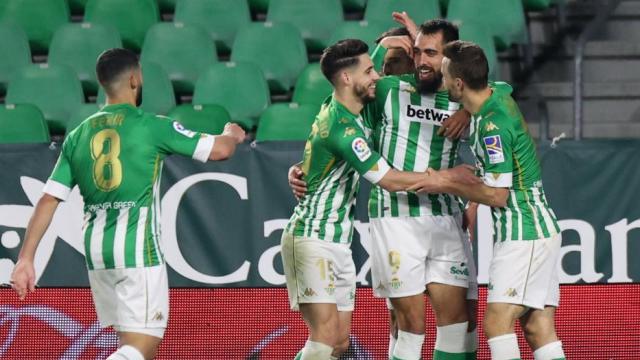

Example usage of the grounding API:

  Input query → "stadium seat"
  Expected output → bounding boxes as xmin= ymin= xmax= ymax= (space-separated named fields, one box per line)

xmin=67 ymin=0 xmax=89 ymax=15
xmin=141 ymin=23 xmax=217 ymax=94
xmin=193 ymin=62 xmax=270 ymax=129
xmin=248 ymin=0 xmax=269 ymax=14
xmin=157 ymin=0 xmax=177 ymax=13
xmin=167 ymin=104 xmax=231 ymax=135
xmin=48 ymin=23 xmax=122 ymax=95
xmin=256 ymin=103 xmax=317 ymax=141
xmin=97 ymin=62 xmax=176 ymax=116
xmin=0 ymin=23 xmax=31 ymax=95
xmin=6 ymin=64 xmax=84 ymax=134
xmin=0 ymin=104 xmax=50 ymax=144
xmin=84 ymin=0 xmax=159 ymax=51
xmin=342 ymin=0 xmax=367 ymax=12
xmin=66 ymin=103 xmax=100 ymax=134
xmin=447 ymin=0 xmax=528 ymax=50
xmin=292 ymin=63 xmax=332 ymax=109
xmin=458 ymin=21 xmax=499 ymax=80
xmin=174 ymin=0 xmax=251 ymax=55
xmin=364 ymin=0 xmax=441 ymax=29
xmin=1 ymin=0 xmax=69 ymax=54
xmin=267 ymin=0 xmax=343 ymax=53
xmin=523 ymin=0 xmax=552 ymax=11
xmin=329 ymin=20 xmax=390 ymax=50
xmin=231 ymin=22 xmax=307 ymax=94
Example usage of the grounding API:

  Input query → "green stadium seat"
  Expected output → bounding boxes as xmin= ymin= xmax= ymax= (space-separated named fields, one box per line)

xmin=364 ymin=0 xmax=441 ymax=29
xmin=167 ymin=104 xmax=231 ymax=135
xmin=0 ymin=23 xmax=31 ymax=95
xmin=67 ymin=0 xmax=89 ymax=15
xmin=523 ymin=0 xmax=552 ymax=11
xmin=329 ymin=20 xmax=390 ymax=50
xmin=231 ymin=22 xmax=307 ymax=94
xmin=66 ymin=103 xmax=100 ymax=134
xmin=84 ymin=0 xmax=159 ymax=51
xmin=0 ymin=104 xmax=50 ymax=144
xmin=292 ymin=63 xmax=332 ymax=109
xmin=141 ymin=23 xmax=217 ymax=94
xmin=97 ymin=62 xmax=176 ymax=115
xmin=193 ymin=62 xmax=270 ymax=129
xmin=1 ymin=0 xmax=70 ymax=54
xmin=342 ymin=0 xmax=367 ymax=12
xmin=48 ymin=23 xmax=122 ymax=95
xmin=256 ymin=103 xmax=317 ymax=141
xmin=447 ymin=0 xmax=528 ymax=50
xmin=157 ymin=0 xmax=177 ymax=13
xmin=458 ymin=21 xmax=499 ymax=80
xmin=174 ymin=0 xmax=251 ymax=55
xmin=267 ymin=0 xmax=343 ymax=53
xmin=248 ymin=0 xmax=269 ymax=14
xmin=6 ymin=64 xmax=84 ymax=134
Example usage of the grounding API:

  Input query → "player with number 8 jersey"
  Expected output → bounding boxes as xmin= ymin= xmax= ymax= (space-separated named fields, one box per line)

xmin=46 ymin=104 xmax=214 ymax=270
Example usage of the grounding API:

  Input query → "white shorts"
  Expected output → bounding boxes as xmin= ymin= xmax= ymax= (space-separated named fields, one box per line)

xmin=281 ymin=231 xmax=356 ymax=312
xmin=88 ymin=264 xmax=169 ymax=338
xmin=487 ymin=234 xmax=561 ymax=310
xmin=371 ymin=214 xmax=477 ymax=300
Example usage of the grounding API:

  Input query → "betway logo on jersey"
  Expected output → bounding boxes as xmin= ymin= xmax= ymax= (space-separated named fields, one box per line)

xmin=405 ymin=104 xmax=453 ymax=126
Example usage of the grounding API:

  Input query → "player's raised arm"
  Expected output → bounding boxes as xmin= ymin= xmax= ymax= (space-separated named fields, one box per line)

xmin=209 ymin=122 xmax=246 ymax=161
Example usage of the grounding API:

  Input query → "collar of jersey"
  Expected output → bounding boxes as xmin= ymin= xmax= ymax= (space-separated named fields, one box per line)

xmin=330 ymin=96 xmax=359 ymax=120
xmin=101 ymin=103 xmax=137 ymax=112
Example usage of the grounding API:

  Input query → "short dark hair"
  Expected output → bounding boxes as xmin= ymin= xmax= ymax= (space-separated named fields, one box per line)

xmin=96 ymin=48 xmax=140 ymax=89
xmin=443 ymin=40 xmax=489 ymax=90
xmin=320 ymin=39 xmax=369 ymax=85
xmin=375 ymin=26 xmax=411 ymax=44
xmin=418 ymin=19 xmax=459 ymax=44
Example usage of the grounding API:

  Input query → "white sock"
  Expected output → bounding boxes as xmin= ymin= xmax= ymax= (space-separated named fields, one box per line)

xmin=388 ymin=334 xmax=397 ymax=359
xmin=488 ymin=333 xmax=520 ymax=360
xmin=392 ymin=330 xmax=424 ymax=360
xmin=435 ymin=321 xmax=468 ymax=353
xmin=534 ymin=340 xmax=565 ymax=360
xmin=106 ymin=345 xmax=145 ymax=360
xmin=465 ymin=328 xmax=478 ymax=353
xmin=300 ymin=340 xmax=333 ymax=360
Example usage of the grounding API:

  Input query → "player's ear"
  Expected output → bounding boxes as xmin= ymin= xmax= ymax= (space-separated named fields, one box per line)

xmin=340 ymin=70 xmax=351 ymax=86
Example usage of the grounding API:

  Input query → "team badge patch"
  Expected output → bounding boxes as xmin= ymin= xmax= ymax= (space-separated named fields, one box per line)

xmin=483 ymin=135 xmax=504 ymax=164
xmin=173 ymin=121 xmax=196 ymax=138
xmin=351 ymin=137 xmax=371 ymax=162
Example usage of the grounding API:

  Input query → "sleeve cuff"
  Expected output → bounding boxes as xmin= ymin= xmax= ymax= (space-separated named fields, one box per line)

xmin=363 ymin=158 xmax=391 ymax=184
xmin=192 ymin=134 xmax=216 ymax=163
xmin=43 ymin=179 xmax=71 ymax=201
xmin=483 ymin=172 xmax=512 ymax=188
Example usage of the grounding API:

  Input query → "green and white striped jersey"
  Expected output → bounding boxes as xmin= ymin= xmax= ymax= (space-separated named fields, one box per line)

xmin=470 ymin=82 xmax=560 ymax=241
xmin=44 ymin=103 xmax=215 ymax=270
xmin=364 ymin=74 xmax=464 ymax=218
xmin=287 ymin=96 xmax=390 ymax=244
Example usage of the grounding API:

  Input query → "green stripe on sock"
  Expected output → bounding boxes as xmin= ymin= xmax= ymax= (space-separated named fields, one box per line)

xmin=433 ymin=349 xmax=468 ymax=359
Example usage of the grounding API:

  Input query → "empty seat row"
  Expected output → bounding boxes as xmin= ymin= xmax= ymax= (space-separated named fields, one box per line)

xmin=0 ymin=101 xmax=316 ymax=144
xmin=1 ymin=0 xmax=533 ymax=55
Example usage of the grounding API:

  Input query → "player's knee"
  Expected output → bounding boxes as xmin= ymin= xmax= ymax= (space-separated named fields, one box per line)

xmin=396 ymin=308 xmax=425 ymax=334
xmin=333 ymin=335 xmax=350 ymax=356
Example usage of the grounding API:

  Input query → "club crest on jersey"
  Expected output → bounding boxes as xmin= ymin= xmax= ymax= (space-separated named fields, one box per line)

xmin=172 ymin=121 xmax=196 ymax=138
xmin=351 ymin=138 xmax=371 ymax=162
xmin=483 ymin=135 xmax=504 ymax=164
xmin=344 ymin=127 xmax=356 ymax=137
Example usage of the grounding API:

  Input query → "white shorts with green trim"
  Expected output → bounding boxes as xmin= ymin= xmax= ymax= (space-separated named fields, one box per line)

xmin=281 ymin=231 xmax=356 ymax=312
xmin=487 ymin=234 xmax=561 ymax=310
xmin=88 ymin=264 xmax=168 ymax=338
